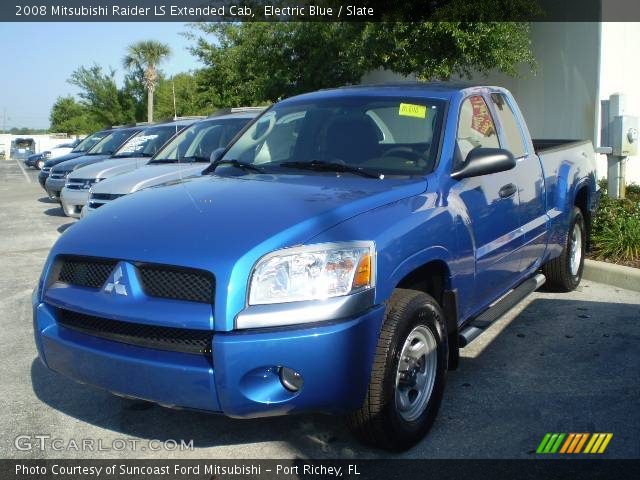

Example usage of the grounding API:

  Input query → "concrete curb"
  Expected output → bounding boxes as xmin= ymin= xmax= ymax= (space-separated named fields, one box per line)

xmin=583 ymin=259 xmax=640 ymax=292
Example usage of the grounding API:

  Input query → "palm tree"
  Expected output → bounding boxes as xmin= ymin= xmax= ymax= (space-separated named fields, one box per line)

xmin=123 ymin=40 xmax=171 ymax=123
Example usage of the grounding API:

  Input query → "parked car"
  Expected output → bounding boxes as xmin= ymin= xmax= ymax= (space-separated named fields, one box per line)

xmin=82 ymin=109 xmax=261 ymax=216
xmin=45 ymin=127 xmax=142 ymax=201
xmin=39 ymin=130 xmax=112 ymax=189
xmin=60 ymin=120 xmax=195 ymax=217
xmin=24 ymin=152 xmax=49 ymax=170
xmin=33 ymin=84 xmax=598 ymax=451
xmin=25 ymin=140 xmax=77 ymax=169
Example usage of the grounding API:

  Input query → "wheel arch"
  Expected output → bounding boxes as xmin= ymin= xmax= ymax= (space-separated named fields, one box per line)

xmin=574 ymin=183 xmax=591 ymax=250
xmin=388 ymin=252 xmax=459 ymax=370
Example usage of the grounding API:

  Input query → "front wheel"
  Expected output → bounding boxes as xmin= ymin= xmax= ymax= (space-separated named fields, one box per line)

xmin=346 ymin=289 xmax=448 ymax=451
xmin=542 ymin=206 xmax=586 ymax=291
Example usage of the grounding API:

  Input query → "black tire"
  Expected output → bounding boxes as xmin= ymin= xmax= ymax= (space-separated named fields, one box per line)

xmin=542 ymin=206 xmax=586 ymax=292
xmin=346 ymin=289 xmax=448 ymax=451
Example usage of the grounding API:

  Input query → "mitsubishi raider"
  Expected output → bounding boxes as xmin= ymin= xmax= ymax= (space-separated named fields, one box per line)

xmin=33 ymin=84 xmax=598 ymax=451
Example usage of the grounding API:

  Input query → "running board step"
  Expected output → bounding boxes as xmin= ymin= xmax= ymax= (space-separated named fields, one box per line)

xmin=458 ymin=273 xmax=546 ymax=347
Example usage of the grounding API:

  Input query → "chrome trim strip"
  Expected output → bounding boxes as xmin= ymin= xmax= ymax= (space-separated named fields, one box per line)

xmin=235 ymin=288 xmax=375 ymax=329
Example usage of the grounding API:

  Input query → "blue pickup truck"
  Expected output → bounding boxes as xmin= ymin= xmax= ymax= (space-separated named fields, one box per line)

xmin=33 ymin=83 xmax=598 ymax=451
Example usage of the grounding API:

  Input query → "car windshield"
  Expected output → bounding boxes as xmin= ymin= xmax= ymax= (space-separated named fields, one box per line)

xmin=112 ymin=125 xmax=182 ymax=158
xmin=149 ymin=118 xmax=249 ymax=164
xmin=72 ymin=131 xmax=109 ymax=153
xmin=88 ymin=130 xmax=137 ymax=155
xmin=220 ymin=96 xmax=445 ymax=177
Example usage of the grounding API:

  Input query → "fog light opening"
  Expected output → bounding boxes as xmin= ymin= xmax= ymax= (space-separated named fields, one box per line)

xmin=279 ymin=367 xmax=303 ymax=392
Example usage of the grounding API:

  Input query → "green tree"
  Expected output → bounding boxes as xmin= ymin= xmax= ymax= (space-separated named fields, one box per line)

xmin=123 ymin=40 xmax=171 ymax=123
xmin=189 ymin=23 xmax=365 ymax=106
xmin=154 ymin=72 xmax=210 ymax=120
xmin=49 ymin=96 xmax=101 ymax=134
xmin=188 ymin=21 xmax=535 ymax=105
xmin=358 ymin=22 xmax=535 ymax=80
xmin=68 ymin=64 xmax=136 ymax=126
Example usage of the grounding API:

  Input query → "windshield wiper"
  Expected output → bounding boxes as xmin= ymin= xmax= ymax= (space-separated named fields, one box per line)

xmin=210 ymin=159 xmax=265 ymax=174
xmin=279 ymin=160 xmax=382 ymax=179
xmin=181 ymin=155 xmax=211 ymax=163
xmin=148 ymin=159 xmax=177 ymax=164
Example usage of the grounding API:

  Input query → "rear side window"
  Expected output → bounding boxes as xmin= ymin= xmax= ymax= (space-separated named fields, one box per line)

xmin=456 ymin=95 xmax=500 ymax=163
xmin=490 ymin=93 xmax=527 ymax=158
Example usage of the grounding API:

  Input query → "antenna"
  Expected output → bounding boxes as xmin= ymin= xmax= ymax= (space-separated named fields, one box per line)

xmin=172 ymin=77 xmax=177 ymax=121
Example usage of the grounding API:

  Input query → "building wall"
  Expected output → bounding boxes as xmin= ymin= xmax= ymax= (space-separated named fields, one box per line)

xmin=463 ymin=22 xmax=602 ymax=144
xmin=599 ymin=22 xmax=640 ymax=185
xmin=0 ymin=134 xmax=79 ymax=159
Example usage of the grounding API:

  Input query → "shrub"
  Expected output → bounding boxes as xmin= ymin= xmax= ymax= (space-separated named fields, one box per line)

xmin=591 ymin=187 xmax=640 ymax=263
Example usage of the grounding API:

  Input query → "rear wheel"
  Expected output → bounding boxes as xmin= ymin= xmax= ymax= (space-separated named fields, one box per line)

xmin=347 ymin=289 xmax=447 ymax=451
xmin=542 ymin=206 xmax=586 ymax=291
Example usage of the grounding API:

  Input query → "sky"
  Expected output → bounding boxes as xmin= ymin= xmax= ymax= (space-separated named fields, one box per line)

xmin=0 ymin=23 xmax=202 ymax=129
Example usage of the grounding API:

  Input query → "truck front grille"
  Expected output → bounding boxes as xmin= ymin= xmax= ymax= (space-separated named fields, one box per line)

xmin=56 ymin=308 xmax=213 ymax=356
xmin=88 ymin=193 xmax=124 ymax=210
xmin=50 ymin=255 xmax=215 ymax=304
xmin=137 ymin=264 xmax=215 ymax=303
xmin=57 ymin=256 xmax=117 ymax=289
xmin=66 ymin=179 xmax=91 ymax=190
xmin=91 ymin=193 xmax=124 ymax=201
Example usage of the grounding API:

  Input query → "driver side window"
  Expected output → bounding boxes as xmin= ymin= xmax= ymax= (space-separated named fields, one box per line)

xmin=456 ymin=96 xmax=500 ymax=165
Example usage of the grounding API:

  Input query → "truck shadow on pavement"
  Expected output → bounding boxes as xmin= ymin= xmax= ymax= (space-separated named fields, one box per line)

xmin=43 ymin=206 xmax=66 ymax=217
xmin=29 ymin=296 xmax=640 ymax=458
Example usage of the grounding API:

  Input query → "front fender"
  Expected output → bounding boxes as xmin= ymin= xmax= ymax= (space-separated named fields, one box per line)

xmin=308 ymin=190 xmax=474 ymax=319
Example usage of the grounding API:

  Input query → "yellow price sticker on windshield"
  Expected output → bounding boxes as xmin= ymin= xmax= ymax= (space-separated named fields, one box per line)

xmin=399 ymin=103 xmax=427 ymax=119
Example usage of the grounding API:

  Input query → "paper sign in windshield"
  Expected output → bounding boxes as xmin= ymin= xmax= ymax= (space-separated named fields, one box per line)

xmin=399 ymin=103 xmax=427 ymax=119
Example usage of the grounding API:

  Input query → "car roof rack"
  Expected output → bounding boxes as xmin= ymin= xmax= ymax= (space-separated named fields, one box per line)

xmin=173 ymin=115 xmax=207 ymax=120
xmin=208 ymin=106 xmax=267 ymax=117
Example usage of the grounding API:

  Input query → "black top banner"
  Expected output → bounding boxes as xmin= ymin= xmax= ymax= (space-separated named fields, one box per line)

xmin=4 ymin=0 xmax=640 ymax=22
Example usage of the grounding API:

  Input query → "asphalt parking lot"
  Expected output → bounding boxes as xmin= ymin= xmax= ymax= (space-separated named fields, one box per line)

xmin=1 ymin=158 xmax=639 ymax=459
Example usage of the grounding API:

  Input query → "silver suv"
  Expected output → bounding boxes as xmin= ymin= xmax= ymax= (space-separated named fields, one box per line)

xmin=82 ymin=109 xmax=262 ymax=217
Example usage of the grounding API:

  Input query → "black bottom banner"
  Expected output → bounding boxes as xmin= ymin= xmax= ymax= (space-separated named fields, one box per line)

xmin=3 ymin=459 xmax=640 ymax=480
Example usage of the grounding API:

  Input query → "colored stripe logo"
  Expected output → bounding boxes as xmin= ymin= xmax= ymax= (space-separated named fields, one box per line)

xmin=537 ymin=433 xmax=613 ymax=454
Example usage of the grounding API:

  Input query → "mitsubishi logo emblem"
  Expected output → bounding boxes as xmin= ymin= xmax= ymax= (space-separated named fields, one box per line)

xmin=104 ymin=266 xmax=128 ymax=296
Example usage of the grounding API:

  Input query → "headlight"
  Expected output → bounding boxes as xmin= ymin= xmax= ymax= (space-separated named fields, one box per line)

xmin=248 ymin=241 xmax=375 ymax=305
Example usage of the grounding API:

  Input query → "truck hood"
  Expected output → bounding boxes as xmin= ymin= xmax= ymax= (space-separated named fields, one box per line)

xmin=90 ymin=163 xmax=208 ymax=195
xmin=52 ymin=154 xmax=111 ymax=173
xmin=52 ymin=174 xmax=427 ymax=328
xmin=67 ymin=157 xmax=150 ymax=180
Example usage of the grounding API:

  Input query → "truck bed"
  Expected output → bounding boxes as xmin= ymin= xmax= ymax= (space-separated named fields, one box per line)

xmin=532 ymin=139 xmax=592 ymax=155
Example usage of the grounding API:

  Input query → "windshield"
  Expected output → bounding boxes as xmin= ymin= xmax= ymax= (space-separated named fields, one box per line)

xmin=221 ymin=96 xmax=445 ymax=177
xmin=88 ymin=129 xmax=137 ymax=156
xmin=72 ymin=131 xmax=109 ymax=153
xmin=112 ymin=125 xmax=181 ymax=158
xmin=149 ymin=118 xmax=249 ymax=164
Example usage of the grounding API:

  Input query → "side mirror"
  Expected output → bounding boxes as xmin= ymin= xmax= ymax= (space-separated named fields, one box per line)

xmin=451 ymin=148 xmax=515 ymax=180
xmin=210 ymin=147 xmax=226 ymax=164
